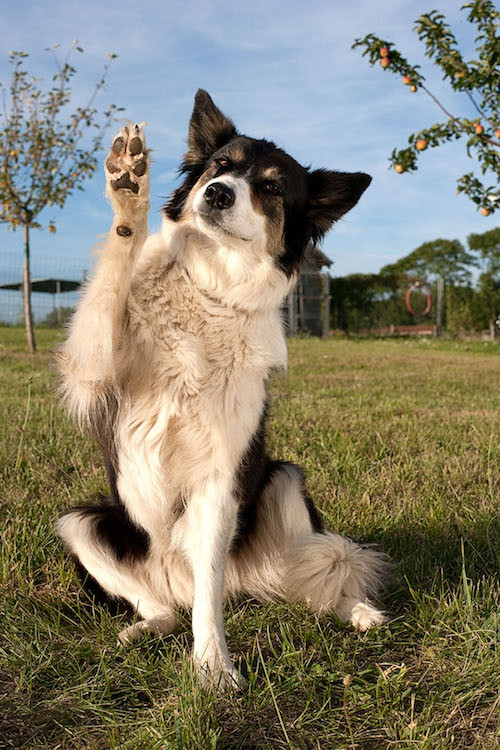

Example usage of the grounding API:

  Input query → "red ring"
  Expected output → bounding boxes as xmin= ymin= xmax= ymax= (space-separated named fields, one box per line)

xmin=406 ymin=285 xmax=431 ymax=316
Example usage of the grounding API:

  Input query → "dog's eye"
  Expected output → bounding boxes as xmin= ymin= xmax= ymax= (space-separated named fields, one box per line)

xmin=262 ymin=182 xmax=282 ymax=196
xmin=215 ymin=157 xmax=231 ymax=168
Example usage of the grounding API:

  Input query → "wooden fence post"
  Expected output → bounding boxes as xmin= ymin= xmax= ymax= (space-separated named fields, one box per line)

xmin=436 ymin=276 xmax=444 ymax=338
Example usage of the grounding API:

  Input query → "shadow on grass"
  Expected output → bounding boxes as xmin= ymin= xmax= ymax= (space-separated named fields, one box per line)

xmin=373 ymin=510 xmax=499 ymax=605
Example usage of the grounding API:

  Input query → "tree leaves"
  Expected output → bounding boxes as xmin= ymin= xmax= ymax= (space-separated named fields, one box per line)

xmin=0 ymin=43 xmax=119 ymax=230
xmin=380 ymin=239 xmax=478 ymax=286
xmin=352 ymin=1 xmax=500 ymax=213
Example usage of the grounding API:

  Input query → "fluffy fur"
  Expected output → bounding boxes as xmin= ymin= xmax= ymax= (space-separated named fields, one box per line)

xmin=57 ymin=90 xmax=387 ymax=690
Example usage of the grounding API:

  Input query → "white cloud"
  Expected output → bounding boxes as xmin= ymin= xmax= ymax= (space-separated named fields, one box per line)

xmin=1 ymin=0 xmax=495 ymax=286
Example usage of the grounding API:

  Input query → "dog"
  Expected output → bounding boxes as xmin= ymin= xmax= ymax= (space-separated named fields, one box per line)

xmin=57 ymin=90 xmax=387 ymax=690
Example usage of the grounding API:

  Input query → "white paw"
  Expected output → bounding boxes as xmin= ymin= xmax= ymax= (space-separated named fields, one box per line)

xmin=194 ymin=648 xmax=247 ymax=693
xmin=350 ymin=602 xmax=385 ymax=632
xmin=198 ymin=663 xmax=247 ymax=693
xmin=105 ymin=123 xmax=150 ymax=212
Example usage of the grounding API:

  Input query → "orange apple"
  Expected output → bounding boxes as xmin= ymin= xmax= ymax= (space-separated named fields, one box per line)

xmin=495 ymin=129 xmax=500 ymax=139
xmin=402 ymin=75 xmax=411 ymax=85
xmin=380 ymin=46 xmax=389 ymax=57
xmin=475 ymin=123 xmax=484 ymax=135
xmin=416 ymin=139 xmax=428 ymax=151
xmin=394 ymin=164 xmax=404 ymax=173
xmin=410 ymin=85 xmax=417 ymax=92
xmin=380 ymin=57 xmax=390 ymax=68
xmin=480 ymin=208 xmax=490 ymax=216
xmin=455 ymin=71 xmax=465 ymax=79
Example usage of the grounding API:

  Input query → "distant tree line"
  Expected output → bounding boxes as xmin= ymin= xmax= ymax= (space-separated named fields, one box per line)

xmin=331 ymin=227 xmax=500 ymax=336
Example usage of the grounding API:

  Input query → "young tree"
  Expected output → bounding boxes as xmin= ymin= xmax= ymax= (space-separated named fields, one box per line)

xmin=0 ymin=42 xmax=120 ymax=352
xmin=353 ymin=0 xmax=499 ymax=215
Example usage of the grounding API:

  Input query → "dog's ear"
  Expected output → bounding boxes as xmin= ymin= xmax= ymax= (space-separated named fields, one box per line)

xmin=185 ymin=89 xmax=237 ymax=166
xmin=307 ymin=169 xmax=372 ymax=242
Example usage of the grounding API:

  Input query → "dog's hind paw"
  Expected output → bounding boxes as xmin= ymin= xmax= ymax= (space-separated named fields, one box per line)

xmin=350 ymin=601 xmax=385 ymax=632
xmin=105 ymin=123 xmax=150 ymax=213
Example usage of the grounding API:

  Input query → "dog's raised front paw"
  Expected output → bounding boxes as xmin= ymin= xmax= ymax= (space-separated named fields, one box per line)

xmin=105 ymin=123 xmax=150 ymax=213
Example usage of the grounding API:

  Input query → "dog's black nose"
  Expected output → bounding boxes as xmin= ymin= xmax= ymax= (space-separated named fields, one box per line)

xmin=204 ymin=182 xmax=235 ymax=210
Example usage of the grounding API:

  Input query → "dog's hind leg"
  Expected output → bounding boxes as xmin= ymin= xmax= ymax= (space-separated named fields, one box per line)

xmin=117 ymin=613 xmax=177 ymax=645
xmin=231 ymin=462 xmax=388 ymax=630
xmin=283 ymin=532 xmax=388 ymax=629
xmin=57 ymin=124 xmax=150 ymax=425
xmin=57 ymin=502 xmax=176 ymax=642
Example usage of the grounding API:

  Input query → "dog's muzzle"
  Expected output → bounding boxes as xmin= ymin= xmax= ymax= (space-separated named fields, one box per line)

xmin=204 ymin=182 xmax=235 ymax=210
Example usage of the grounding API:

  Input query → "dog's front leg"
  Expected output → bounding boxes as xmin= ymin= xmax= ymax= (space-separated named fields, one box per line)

xmin=183 ymin=481 xmax=244 ymax=691
xmin=58 ymin=124 xmax=150 ymax=421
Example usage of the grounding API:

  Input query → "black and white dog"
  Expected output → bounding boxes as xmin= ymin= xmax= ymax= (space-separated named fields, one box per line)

xmin=57 ymin=90 xmax=387 ymax=690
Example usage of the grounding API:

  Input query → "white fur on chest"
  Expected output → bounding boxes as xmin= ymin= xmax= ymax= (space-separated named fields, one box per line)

xmin=117 ymin=244 xmax=287 ymax=534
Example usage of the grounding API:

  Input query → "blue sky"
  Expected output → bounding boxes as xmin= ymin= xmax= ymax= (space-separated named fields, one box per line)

xmin=1 ymin=0 xmax=497 ymax=288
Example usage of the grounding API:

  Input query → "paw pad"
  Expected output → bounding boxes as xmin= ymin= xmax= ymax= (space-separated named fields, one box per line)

xmin=133 ymin=159 xmax=147 ymax=177
xmin=128 ymin=136 xmax=143 ymax=156
xmin=111 ymin=136 xmax=125 ymax=155
xmin=111 ymin=172 xmax=139 ymax=194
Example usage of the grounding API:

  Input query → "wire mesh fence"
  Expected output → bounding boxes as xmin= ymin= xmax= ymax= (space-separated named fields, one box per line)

xmin=0 ymin=254 xmax=86 ymax=326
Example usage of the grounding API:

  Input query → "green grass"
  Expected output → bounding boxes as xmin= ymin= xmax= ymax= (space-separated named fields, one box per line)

xmin=1 ymin=327 xmax=498 ymax=749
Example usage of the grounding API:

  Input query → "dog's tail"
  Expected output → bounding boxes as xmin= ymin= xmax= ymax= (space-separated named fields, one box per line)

xmin=283 ymin=532 xmax=390 ymax=629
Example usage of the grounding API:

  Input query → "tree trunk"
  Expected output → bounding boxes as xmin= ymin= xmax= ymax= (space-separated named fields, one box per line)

xmin=23 ymin=222 xmax=36 ymax=353
xmin=489 ymin=318 xmax=496 ymax=342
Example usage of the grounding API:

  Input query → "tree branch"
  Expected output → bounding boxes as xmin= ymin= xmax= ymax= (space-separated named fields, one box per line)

xmin=465 ymin=90 xmax=497 ymax=131
xmin=419 ymin=84 xmax=499 ymax=148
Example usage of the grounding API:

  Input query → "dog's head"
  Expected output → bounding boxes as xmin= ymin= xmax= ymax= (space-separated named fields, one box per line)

xmin=165 ymin=89 xmax=371 ymax=281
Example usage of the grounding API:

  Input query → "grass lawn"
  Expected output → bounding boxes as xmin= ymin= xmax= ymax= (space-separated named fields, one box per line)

xmin=1 ymin=327 xmax=498 ymax=749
